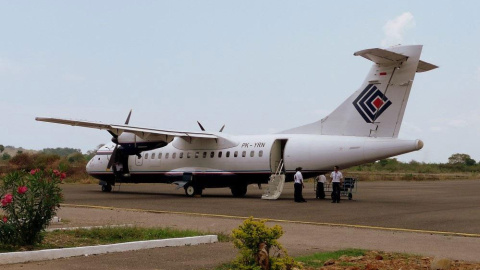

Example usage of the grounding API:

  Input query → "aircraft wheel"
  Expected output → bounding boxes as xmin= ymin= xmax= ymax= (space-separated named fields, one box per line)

xmin=184 ymin=184 xmax=202 ymax=197
xmin=101 ymin=184 xmax=112 ymax=192
xmin=231 ymin=185 xmax=247 ymax=197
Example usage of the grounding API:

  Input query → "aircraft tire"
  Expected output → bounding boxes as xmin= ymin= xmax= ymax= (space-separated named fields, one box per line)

xmin=231 ymin=185 xmax=247 ymax=197
xmin=101 ymin=184 xmax=112 ymax=192
xmin=184 ymin=184 xmax=202 ymax=197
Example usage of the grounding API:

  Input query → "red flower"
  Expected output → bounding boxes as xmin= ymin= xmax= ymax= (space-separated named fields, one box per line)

xmin=30 ymin=168 xmax=40 ymax=175
xmin=2 ymin=216 xmax=7 ymax=223
xmin=17 ymin=186 xmax=28 ymax=195
xmin=60 ymin=173 xmax=66 ymax=180
xmin=53 ymin=169 xmax=61 ymax=177
xmin=1 ymin=194 xmax=13 ymax=206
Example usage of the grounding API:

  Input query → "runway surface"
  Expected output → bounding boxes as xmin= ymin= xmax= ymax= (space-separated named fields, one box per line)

xmin=61 ymin=179 xmax=480 ymax=235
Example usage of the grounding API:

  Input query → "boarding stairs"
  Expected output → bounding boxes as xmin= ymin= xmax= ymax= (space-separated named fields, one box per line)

xmin=261 ymin=159 xmax=286 ymax=200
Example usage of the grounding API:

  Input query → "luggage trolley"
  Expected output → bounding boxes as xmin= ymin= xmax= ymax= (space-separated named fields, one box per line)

xmin=319 ymin=177 xmax=357 ymax=200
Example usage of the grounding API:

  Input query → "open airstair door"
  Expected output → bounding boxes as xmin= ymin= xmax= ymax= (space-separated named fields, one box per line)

xmin=262 ymin=139 xmax=287 ymax=200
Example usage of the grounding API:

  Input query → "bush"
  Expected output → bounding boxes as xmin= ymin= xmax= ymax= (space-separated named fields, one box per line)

xmin=0 ymin=169 xmax=65 ymax=246
xmin=231 ymin=217 xmax=301 ymax=270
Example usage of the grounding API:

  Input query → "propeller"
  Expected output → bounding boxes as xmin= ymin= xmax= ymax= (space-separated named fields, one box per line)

xmin=107 ymin=110 xmax=132 ymax=169
xmin=197 ymin=121 xmax=205 ymax=131
xmin=197 ymin=121 xmax=225 ymax=132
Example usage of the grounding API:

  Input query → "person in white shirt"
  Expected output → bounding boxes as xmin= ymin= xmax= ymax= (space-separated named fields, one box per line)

xmin=330 ymin=166 xmax=343 ymax=203
xmin=293 ymin=167 xmax=306 ymax=202
xmin=315 ymin=174 xmax=326 ymax=199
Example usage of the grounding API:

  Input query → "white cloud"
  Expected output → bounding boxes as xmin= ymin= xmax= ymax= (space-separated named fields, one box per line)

xmin=381 ymin=12 xmax=416 ymax=47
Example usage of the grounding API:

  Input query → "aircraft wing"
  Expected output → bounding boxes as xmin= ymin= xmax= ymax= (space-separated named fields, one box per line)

xmin=35 ymin=117 xmax=218 ymax=140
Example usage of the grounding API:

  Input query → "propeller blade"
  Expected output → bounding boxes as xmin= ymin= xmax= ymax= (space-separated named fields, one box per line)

xmin=197 ymin=121 xmax=206 ymax=131
xmin=125 ymin=109 xmax=132 ymax=125
xmin=107 ymin=146 xmax=118 ymax=169
xmin=219 ymin=125 xmax=225 ymax=132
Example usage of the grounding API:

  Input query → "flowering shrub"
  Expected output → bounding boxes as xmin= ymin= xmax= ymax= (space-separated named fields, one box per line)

xmin=231 ymin=217 xmax=301 ymax=270
xmin=0 ymin=169 xmax=64 ymax=246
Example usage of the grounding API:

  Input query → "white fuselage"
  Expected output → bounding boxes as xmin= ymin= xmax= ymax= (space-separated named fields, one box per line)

xmin=87 ymin=133 xmax=422 ymax=186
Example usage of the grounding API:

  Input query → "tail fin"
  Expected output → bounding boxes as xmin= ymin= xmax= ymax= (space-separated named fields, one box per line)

xmin=282 ymin=45 xmax=437 ymax=138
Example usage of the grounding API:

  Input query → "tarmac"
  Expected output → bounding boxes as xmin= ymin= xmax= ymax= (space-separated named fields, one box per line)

xmin=1 ymin=179 xmax=480 ymax=269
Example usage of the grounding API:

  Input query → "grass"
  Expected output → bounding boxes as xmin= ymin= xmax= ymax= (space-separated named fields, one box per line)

xmin=295 ymin=249 xmax=366 ymax=268
xmin=0 ymin=226 xmax=212 ymax=253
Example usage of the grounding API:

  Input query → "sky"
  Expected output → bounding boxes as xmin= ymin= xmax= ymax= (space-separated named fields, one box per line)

xmin=1 ymin=1 xmax=479 ymax=163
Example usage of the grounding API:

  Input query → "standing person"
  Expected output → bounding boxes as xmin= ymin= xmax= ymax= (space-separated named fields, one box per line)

xmin=315 ymin=174 xmax=326 ymax=199
xmin=330 ymin=166 xmax=343 ymax=203
xmin=294 ymin=167 xmax=306 ymax=203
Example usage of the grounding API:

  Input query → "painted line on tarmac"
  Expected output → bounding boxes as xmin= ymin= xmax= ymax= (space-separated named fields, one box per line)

xmin=62 ymin=203 xmax=480 ymax=238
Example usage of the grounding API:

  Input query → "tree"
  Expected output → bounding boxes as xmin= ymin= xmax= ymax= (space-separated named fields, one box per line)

xmin=448 ymin=153 xmax=476 ymax=166
xmin=0 ymin=145 xmax=4 ymax=153
xmin=2 ymin=153 xmax=11 ymax=161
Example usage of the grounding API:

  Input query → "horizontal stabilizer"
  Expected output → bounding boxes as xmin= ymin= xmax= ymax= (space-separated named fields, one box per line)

xmin=354 ymin=48 xmax=408 ymax=66
xmin=354 ymin=47 xmax=438 ymax=73
xmin=416 ymin=60 xmax=438 ymax=73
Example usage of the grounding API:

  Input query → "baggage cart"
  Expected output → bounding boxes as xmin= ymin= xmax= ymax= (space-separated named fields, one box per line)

xmin=317 ymin=177 xmax=357 ymax=200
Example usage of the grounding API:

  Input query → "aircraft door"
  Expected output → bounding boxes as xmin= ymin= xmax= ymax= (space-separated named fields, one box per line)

xmin=270 ymin=139 xmax=287 ymax=173
xmin=135 ymin=154 xmax=143 ymax=166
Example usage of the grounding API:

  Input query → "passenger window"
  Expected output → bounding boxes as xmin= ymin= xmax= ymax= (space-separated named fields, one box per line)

xmin=144 ymin=153 xmax=148 ymax=159
xmin=172 ymin=153 xmax=176 ymax=159
xmin=195 ymin=152 xmax=199 ymax=158
xmin=210 ymin=151 xmax=214 ymax=158
xmin=158 ymin=153 xmax=162 ymax=159
xmin=180 ymin=152 xmax=183 ymax=159
xmin=234 ymin=151 xmax=238 ymax=157
xmin=152 ymin=153 xmax=156 ymax=159
xmin=226 ymin=151 xmax=230 ymax=158
xmin=165 ymin=153 xmax=169 ymax=159
xmin=259 ymin=150 xmax=263 ymax=157
xmin=250 ymin=151 xmax=254 ymax=157
xmin=203 ymin=152 xmax=207 ymax=158
xmin=218 ymin=151 xmax=222 ymax=158
xmin=242 ymin=151 xmax=246 ymax=157
xmin=187 ymin=152 xmax=191 ymax=158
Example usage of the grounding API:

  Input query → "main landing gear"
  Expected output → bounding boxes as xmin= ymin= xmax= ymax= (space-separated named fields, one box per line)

xmin=101 ymin=183 xmax=112 ymax=192
xmin=230 ymin=184 xmax=248 ymax=197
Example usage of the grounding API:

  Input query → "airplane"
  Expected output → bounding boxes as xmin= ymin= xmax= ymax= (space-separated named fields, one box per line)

xmin=36 ymin=45 xmax=437 ymax=198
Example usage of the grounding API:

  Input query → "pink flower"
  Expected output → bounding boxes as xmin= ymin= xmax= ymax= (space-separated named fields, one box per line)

xmin=60 ymin=173 xmax=66 ymax=180
xmin=17 ymin=186 xmax=28 ymax=195
xmin=1 ymin=194 xmax=13 ymax=206
xmin=2 ymin=216 xmax=7 ymax=223
xmin=30 ymin=168 xmax=40 ymax=175
xmin=53 ymin=170 xmax=60 ymax=177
